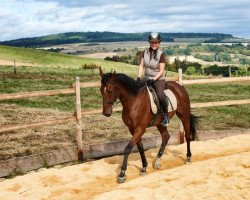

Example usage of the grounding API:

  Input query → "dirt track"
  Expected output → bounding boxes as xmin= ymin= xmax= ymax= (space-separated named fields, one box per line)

xmin=0 ymin=134 xmax=249 ymax=200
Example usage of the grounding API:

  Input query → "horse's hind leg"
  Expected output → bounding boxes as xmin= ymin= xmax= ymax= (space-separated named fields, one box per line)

xmin=137 ymin=139 xmax=148 ymax=175
xmin=155 ymin=125 xmax=170 ymax=169
xmin=178 ymin=113 xmax=192 ymax=163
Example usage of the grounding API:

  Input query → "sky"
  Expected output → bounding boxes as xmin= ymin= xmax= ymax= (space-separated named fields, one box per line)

xmin=0 ymin=0 xmax=250 ymax=41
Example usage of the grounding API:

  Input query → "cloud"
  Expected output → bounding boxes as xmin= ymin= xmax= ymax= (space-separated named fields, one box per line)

xmin=0 ymin=0 xmax=249 ymax=41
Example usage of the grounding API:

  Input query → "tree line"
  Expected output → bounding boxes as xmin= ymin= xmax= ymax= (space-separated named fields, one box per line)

xmin=0 ymin=31 xmax=233 ymax=48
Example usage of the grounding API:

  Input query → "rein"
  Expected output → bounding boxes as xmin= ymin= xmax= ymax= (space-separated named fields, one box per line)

xmin=139 ymin=84 xmax=147 ymax=91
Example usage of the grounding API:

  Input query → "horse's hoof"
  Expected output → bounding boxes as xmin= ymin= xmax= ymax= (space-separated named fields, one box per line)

xmin=140 ymin=167 xmax=147 ymax=175
xmin=117 ymin=175 xmax=126 ymax=183
xmin=154 ymin=158 xmax=161 ymax=170
xmin=186 ymin=157 xmax=192 ymax=164
xmin=155 ymin=163 xmax=161 ymax=170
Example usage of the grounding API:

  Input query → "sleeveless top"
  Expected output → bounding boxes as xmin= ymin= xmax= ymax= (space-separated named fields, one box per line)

xmin=143 ymin=48 xmax=165 ymax=80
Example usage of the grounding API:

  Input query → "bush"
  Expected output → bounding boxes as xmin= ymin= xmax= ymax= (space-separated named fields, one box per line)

xmin=239 ymin=57 xmax=250 ymax=65
xmin=203 ymin=65 xmax=240 ymax=77
xmin=164 ymin=48 xmax=174 ymax=55
xmin=81 ymin=63 xmax=101 ymax=77
xmin=167 ymin=57 xmax=202 ymax=74
xmin=185 ymin=67 xmax=196 ymax=75
xmin=104 ymin=55 xmax=119 ymax=62
xmin=81 ymin=63 xmax=100 ymax=70
xmin=194 ymin=53 xmax=215 ymax=62
xmin=216 ymin=52 xmax=231 ymax=62
xmin=104 ymin=51 xmax=141 ymax=66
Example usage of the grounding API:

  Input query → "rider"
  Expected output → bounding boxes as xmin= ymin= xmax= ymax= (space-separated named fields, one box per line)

xmin=137 ymin=32 xmax=169 ymax=126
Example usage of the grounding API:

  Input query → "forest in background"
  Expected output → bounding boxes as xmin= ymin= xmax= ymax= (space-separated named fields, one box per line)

xmin=0 ymin=31 xmax=235 ymax=47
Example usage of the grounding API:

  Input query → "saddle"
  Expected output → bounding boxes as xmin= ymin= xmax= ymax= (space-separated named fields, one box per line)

xmin=147 ymin=86 xmax=177 ymax=114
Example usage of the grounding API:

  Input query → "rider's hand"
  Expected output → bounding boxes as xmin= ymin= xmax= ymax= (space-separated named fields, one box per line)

xmin=146 ymin=79 xmax=155 ymax=86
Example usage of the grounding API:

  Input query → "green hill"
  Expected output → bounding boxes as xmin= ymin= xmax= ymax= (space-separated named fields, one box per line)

xmin=0 ymin=31 xmax=234 ymax=47
xmin=0 ymin=45 xmax=138 ymax=75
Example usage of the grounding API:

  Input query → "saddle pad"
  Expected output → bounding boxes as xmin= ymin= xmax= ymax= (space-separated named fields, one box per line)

xmin=147 ymin=87 xmax=177 ymax=114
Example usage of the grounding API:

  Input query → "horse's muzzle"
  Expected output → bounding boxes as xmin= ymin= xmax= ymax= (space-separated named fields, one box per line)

xmin=103 ymin=113 xmax=111 ymax=117
xmin=102 ymin=107 xmax=113 ymax=117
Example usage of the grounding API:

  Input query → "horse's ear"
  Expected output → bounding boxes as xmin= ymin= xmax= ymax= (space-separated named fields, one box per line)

xmin=110 ymin=70 xmax=116 ymax=80
xmin=99 ymin=67 xmax=104 ymax=78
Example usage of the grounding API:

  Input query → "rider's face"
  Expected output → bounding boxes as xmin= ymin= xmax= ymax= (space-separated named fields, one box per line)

xmin=150 ymin=41 xmax=160 ymax=50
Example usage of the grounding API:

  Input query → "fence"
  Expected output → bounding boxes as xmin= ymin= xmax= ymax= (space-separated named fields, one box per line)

xmin=0 ymin=72 xmax=250 ymax=177
xmin=0 ymin=77 xmax=84 ymax=158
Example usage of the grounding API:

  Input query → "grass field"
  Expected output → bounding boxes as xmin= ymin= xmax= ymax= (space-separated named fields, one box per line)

xmin=0 ymin=45 xmax=138 ymax=76
xmin=0 ymin=44 xmax=249 ymax=161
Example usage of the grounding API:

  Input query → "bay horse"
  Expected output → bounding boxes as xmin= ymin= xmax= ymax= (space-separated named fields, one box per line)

xmin=99 ymin=68 xmax=198 ymax=183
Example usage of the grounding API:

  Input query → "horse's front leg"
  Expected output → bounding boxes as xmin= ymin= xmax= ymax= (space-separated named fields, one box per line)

xmin=118 ymin=142 xmax=133 ymax=183
xmin=118 ymin=129 xmax=144 ymax=183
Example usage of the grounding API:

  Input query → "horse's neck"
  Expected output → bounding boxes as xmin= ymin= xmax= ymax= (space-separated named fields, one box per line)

xmin=119 ymin=86 xmax=147 ymax=111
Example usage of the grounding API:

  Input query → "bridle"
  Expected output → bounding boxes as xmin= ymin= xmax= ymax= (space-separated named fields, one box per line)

xmin=103 ymin=82 xmax=119 ymax=105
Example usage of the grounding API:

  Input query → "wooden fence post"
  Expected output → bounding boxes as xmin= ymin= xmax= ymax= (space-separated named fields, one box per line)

xmin=178 ymin=68 xmax=185 ymax=144
xmin=75 ymin=77 xmax=83 ymax=160
xmin=14 ymin=59 xmax=16 ymax=75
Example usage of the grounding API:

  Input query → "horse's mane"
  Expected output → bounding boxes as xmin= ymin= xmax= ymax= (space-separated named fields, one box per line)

xmin=102 ymin=73 xmax=145 ymax=96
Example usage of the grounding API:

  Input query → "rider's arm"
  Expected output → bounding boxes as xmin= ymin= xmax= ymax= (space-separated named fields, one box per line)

xmin=138 ymin=57 xmax=144 ymax=78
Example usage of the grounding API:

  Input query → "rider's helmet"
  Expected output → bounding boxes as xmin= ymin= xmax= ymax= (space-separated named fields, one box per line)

xmin=148 ymin=32 xmax=161 ymax=43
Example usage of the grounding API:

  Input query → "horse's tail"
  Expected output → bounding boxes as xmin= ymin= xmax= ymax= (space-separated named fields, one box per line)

xmin=190 ymin=114 xmax=199 ymax=141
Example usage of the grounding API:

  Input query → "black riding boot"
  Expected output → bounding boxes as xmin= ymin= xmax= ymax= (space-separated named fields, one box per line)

xmin=160 ymin=96 xmax=170 ymax=127
xmin=161 ymin=112 xmax=169 ymax=127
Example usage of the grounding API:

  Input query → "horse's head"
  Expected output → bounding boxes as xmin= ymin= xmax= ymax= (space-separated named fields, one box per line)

xmin=99 ymin=68 xmax=119 ymax=117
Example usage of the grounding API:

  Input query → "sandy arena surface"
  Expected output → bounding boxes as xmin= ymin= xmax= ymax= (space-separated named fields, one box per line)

xmin=0 ymin=134 xmax=249 ymax=200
